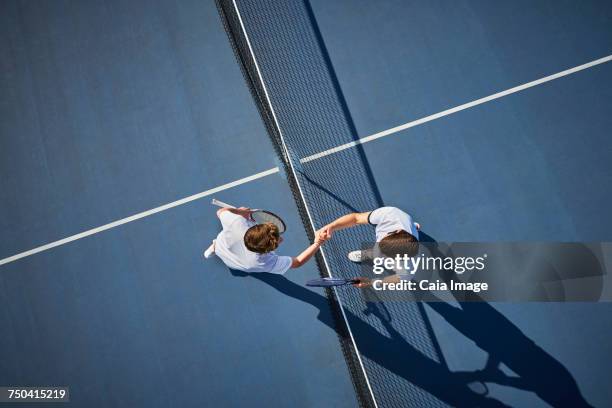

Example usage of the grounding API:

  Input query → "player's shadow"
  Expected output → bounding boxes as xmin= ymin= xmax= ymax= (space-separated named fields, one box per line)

xmin=229 ymin=268 xmax=509 ymax=407
xmin=417 ymin=232 xmax=593 ymax=408
xmin=229 ymin=231 xmax=594 ymax=407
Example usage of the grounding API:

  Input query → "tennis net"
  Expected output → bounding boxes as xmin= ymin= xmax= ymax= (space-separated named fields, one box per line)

xmin=216 ymin=1 xmax=445 ymax=406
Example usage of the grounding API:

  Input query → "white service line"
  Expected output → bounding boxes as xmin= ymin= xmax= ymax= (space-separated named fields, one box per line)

xmin=0 ymin=167 xmax=279 ymax=266
xmin=1 ymin=53 xmax=611 ymax=267
xmin=301 ymin=54 xmax=612 ymax=163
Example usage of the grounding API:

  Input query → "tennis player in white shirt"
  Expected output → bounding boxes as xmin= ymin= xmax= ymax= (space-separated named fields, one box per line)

xmin=206 ymin=206 xmax=329 ymax=274
xmin=320 ymin=206 xmax=421 ymax=286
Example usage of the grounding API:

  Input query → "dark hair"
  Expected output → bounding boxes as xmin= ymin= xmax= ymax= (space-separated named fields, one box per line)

xmin=244 ymin=223 xmax=280 ymax=253
xmin=379 ymin=230 xmax=419 ymax=257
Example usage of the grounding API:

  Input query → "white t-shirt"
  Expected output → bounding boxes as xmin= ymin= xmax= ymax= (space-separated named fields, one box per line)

xmin=369 ymin=206 xmax=419 ymax=279
xmin=214 ymin=211 xmax=292 ymax=274
xmin=368 ymin=206 xmax=419 ymax=242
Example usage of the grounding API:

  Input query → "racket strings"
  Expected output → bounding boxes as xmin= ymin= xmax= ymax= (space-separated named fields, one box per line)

xmin=251 ymin=211 xmax=286 ymax=233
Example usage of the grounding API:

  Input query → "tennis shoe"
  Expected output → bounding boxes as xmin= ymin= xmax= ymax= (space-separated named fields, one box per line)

xmin=348 ymin=250 xmax=362 ymax=263
xmin=203 ymin=240 xmax=216 ymax=259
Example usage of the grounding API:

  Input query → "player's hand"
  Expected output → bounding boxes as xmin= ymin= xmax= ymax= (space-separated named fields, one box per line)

xmin=353 ymin=277 xmax=372 ymax=288
xmin=318 ymin=224 xmax=334 ymax=239
xmin=234 ymin=207 xmax=253 ymax=219
xmin=315 ymin=229 xmax=331 ymax=245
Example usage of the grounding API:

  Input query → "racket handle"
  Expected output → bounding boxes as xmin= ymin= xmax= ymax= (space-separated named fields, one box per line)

xmin=211 ymin=198 xmax=236 ymax=209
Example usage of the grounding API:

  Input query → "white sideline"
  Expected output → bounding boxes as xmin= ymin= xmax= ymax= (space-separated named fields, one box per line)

xmin=0 ymin=167 xmax=279 ymax=266
xmin=301 ymin=54 xmax=612 ymax=163
xmin=1 ymin=54 xmax=611 ymax=267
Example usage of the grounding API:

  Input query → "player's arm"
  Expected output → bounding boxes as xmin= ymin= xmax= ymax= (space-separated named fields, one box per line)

xmin=322 ymin=212 xmax=370 ymax=234
xmin=216 ymin=207 xmax=252 ymax=220
xmin=291 ymin=230 xmax=329 ymax=268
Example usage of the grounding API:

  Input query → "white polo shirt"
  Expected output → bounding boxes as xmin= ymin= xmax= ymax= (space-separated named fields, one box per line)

xmin=368 ymin=206 xmax=419 ymax=242
xmin=214 ymin=211 xmax=292 ymax=274
xmin=369 ymin=206 xmax=419 ymax=277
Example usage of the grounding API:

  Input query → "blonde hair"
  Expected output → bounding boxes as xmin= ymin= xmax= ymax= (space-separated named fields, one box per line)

xmin=244 ymin=223 xmax=280 ymax=253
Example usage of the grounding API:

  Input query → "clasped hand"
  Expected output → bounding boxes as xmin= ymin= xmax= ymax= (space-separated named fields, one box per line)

xmin=314 ymin=224 xmax=334 ymax=245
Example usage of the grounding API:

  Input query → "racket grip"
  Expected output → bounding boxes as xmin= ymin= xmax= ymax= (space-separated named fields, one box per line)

xmin=211 ymin=198 xmax=236 ymax=209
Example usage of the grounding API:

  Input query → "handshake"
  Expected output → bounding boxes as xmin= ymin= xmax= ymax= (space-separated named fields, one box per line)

xmin=314 ymin=225 xmax=334 ymax=245
xmin=313 ymin=223 xmax=372 ymax=288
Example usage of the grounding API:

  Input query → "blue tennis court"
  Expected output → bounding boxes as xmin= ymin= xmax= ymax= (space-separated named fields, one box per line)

xmin=1 ymin=0 xmax=611 ymax=407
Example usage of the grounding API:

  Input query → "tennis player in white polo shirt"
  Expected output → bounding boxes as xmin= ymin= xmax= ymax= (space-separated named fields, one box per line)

xmin=321 ymin=206 xmax=420 ymax=260
xmin=206 ymin=206 xmax=329 ymax=274
xmin=320 ymin=206 xmax=420 ymax=285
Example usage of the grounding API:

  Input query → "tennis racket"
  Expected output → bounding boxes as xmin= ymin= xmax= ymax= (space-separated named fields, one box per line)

xmin=211 ymin=198 xmax=286 ymax=234
xmin=306 ymin=277 xmax=361 ymax=287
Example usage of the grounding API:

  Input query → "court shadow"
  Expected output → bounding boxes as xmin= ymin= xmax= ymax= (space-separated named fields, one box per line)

xmin=299 ymin=172 xmax=360 ymax=213
xmin=301 ymin=0 xmax=384 ymax=208
xmin=229 ymin=268 xmax=509 ymax=407
xmin=419 ymin=232 xmax=594 ymax=408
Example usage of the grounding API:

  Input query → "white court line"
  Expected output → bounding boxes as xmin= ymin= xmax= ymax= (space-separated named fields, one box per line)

xmin=1 ymin=53 xmax=611 ymax=267
xmin=0 ymin=167 xmax=279 ymax=266
xmin=302 ymin=54 xmax=612 ymax=163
